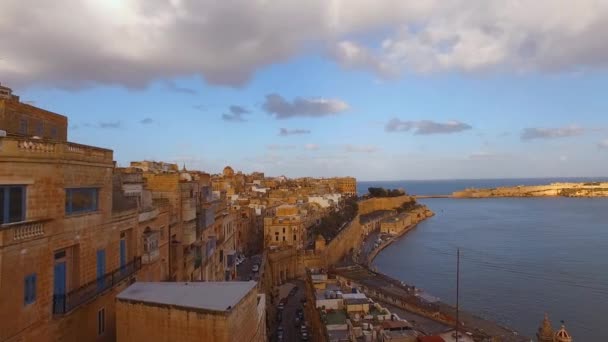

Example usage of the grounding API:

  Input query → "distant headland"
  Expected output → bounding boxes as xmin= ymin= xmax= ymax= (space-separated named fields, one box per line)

xmin=451 ymin=181 xmax=608 ymax=198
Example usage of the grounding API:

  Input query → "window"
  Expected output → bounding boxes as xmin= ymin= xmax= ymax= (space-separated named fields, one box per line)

xmin=19 ymin=118 xmax=28 ymax=135
xmin=282 ymin=227 xmax=285 ymax=233
xmin=36 ymin=122 xmax=44 ymax=136
xmin=97 ymin=308 xmax=105 ymax=336
xmin=65 ymin=188 xmax=98 ymax=215
xmin=283 ymin=236 xmax=286 ymax=241
xmin=50 ymin=126 xmax=58 ymax=139
xmin=275 ymin=236 xmax=279 ymax=241
xmin=293 ymin=234 xmax=297 ymax=241
xmin=24 ymin=273 xmax=37 ymax=305
xmin=1 ymin=186 xmax=26 ymax=224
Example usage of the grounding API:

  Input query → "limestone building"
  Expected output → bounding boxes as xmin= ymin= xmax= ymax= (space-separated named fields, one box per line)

xmin=263 ymin=204 xmax=305 ymax=249
xmin=116 ymin=281 xmax=266 ymax=342
xmin=0 ymin=87 xmax=147 ymax=341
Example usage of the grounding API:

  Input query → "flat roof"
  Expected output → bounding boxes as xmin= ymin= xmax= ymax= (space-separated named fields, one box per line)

xmin=117 ymin=281 xmax=257 ymax=313
xmin=325 ymin=310 xmax=348 ymax=325
xmin=345 ymin=298 xmax=369 ymax=305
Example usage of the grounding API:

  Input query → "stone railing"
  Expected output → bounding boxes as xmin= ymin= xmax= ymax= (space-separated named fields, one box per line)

xmin=0 ymin=137 xmax=113 ymax=164
xmin=0 ymin=219 xmax=49 ymax=246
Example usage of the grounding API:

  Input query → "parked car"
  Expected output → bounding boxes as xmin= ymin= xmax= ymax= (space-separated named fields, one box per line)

xmin=278 ymin=302 xmax=285 ymax=310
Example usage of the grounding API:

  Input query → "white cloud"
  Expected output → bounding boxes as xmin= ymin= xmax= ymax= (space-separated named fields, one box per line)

xmin=521 ymin=125 xmax=584 ymax=140
xmin=344 ymin=144 xmax=379 ymax=153
xmin=3 ymin=1 xmax=608 ymax=88
xmin=386 ymin=119 xmax=472 ymax=134
xmin=304 ymin=144 xmax=320 ymax=151
xmin=263 ymin=94 xmax=349 ymax=119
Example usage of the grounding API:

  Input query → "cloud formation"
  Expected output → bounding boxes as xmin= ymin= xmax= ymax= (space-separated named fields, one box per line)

xmin=263 ymin=94 xmax=349 ymax=119
xmin=279 ymin=128 xmax=311 ymax=136
xmin=99 ymin=121 xmax=121 ymax=129
xmin=140 ymin=118 xmax=154 ymax=124
xmin=266 ymin=144 xmax=296 ymax=151
xmin=385 ymin=119 xmax=472 ymax=135
xmin=163 ymin=80 xmax=196 ymax=95
xmin=2 ymin=1 xmax=608 ymax=88
xmin=344 ymin=144 xmax=379 ymax=153
xmin=304 ymin=144 xmax=320 ymax=151
xmin=521 ymin=125 xmax=584 ymax=140
xmin=222 ymin=105 xmax=251 ymax=122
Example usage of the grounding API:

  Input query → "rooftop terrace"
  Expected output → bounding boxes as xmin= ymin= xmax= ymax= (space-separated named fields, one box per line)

xmin=0 ymin=136 xmax=113 ymax=165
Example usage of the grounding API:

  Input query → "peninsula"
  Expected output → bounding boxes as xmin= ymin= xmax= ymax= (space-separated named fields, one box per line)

xmin=452 ymin=181 xmax=608 ymax=198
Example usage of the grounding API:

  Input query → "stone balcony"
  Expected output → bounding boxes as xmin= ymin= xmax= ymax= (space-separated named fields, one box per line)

xmin=0 ymin=219 xmax=50 ymax=247
xmin=138 ymin=208 xmax=159 ymax=223
xmin=0 ymin=136 xmax=113 ymax=165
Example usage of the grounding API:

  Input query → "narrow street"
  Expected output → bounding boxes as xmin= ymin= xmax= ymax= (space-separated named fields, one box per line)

xmin=273 ymin=280 xmax=307 ymax=342
xmin=236 ymin=254 xmax=262 ymax=281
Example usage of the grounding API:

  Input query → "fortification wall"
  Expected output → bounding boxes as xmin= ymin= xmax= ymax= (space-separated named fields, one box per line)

xmin=358 ymin=195 xmax=413 ymax=215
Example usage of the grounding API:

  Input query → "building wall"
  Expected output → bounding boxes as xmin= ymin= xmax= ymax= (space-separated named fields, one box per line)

xmin=0 ymin=130 xmax=164 ymax=342
xmin=116 ymin=287 xmax=264 ymax=342
xmin=0 ymin=98 xmax=68 ymax=141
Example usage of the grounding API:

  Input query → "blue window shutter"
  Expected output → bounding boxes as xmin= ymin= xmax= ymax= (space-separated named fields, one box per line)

xmin=31 ymin=274 xmax=37 ymax=302
xmin=24 ymin=273 xmax=36 ymax=305
xmin=24 ymin=276 xmax=29 ymax=304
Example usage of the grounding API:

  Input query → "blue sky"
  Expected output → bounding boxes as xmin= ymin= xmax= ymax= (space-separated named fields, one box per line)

xmin=3 ymin=1 xmax=608 ymax=180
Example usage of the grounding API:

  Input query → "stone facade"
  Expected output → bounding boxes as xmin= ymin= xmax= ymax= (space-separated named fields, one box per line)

xmin=0 ymin=131 xmax=138 ymax=341
xmin=0 ymin=87 xmax=68 ymax=141
xmin=116 ymin=282 xmax=266 ymax=342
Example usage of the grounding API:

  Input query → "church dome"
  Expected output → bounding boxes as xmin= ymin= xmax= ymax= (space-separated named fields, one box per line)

xmin=536 ymin=314 xmax=553 ymax=342
xmin=554 ymin=324 xmax=572 ymax=342
xmin=180 ymin=172 xmax=192 ymax=182
xmin=223 ymin=166 xmax=235 ymax=177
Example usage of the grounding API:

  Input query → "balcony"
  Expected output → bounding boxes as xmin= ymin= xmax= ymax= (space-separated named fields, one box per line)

xmin=182 ymin=221 xmax=196 ymax=245
xmin=53 ymin=257 xmax=141 ymax=315
xmin=138 ymin=208 xmax=159 ymax=223
xmin=182 ymin=198 xmax=196 ymax=222
xmin=0 ymin=136 xmax=113 ymax=165
xmin=0 ymin=219 xmax=49 ymax=247
xmin=142 ymin=249 xmax=160 ymax=264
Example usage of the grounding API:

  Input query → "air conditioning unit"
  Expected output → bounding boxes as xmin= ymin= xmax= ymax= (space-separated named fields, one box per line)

xmin=0 ymin=130 xmax=6 ymax=137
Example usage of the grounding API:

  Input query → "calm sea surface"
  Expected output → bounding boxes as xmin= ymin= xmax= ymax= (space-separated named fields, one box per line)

xmin=366 ymin=179 xmax=608 ymax=341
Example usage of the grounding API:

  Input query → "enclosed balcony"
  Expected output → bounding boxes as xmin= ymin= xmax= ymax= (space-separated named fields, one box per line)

xmin=142 ymin=229 xmax=160 ymax=264
xmin=182 ymin=221 xmax=196 ymax=245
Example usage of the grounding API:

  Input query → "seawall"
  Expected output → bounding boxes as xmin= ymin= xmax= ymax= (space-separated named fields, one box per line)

xmin=365 ymin=206 xmax=434 ymax=266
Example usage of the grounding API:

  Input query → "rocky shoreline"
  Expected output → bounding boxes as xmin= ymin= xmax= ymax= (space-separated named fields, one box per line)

xmin=452 ymin=181 xmax=608 ymax=198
